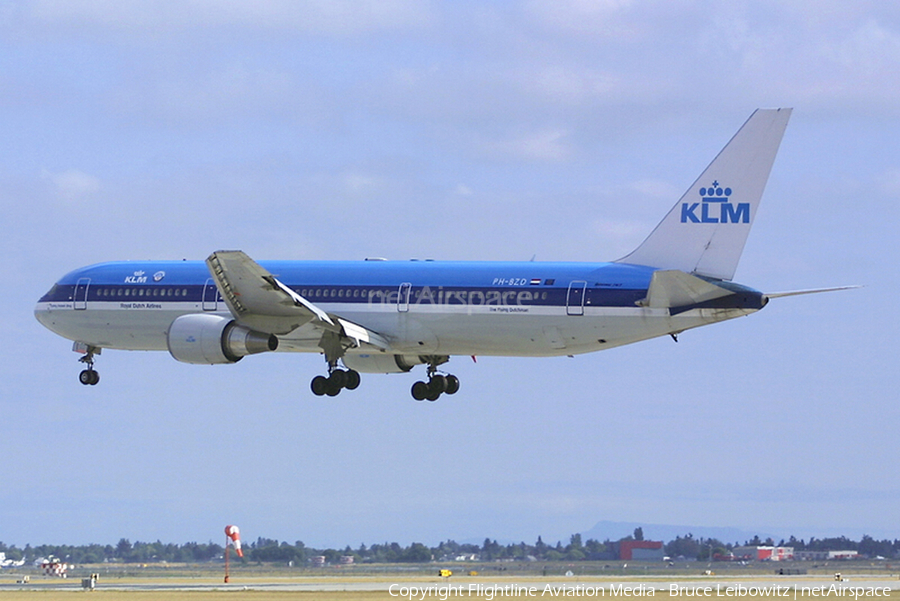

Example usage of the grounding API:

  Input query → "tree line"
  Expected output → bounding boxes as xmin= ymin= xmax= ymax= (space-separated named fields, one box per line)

xmin=1 ymin=531 xmax=897 ymax=565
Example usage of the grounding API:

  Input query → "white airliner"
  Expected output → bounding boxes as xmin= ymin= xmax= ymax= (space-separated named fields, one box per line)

xmin=34 ymin=108 xmax=848 ymax=400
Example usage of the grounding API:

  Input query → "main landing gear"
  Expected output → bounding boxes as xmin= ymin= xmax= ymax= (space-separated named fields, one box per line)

xmin=310 ymin=331 xmax=361 ymax=397
xmin=310 ymin=367 xmax=361 ymax=397
xmin=76 ymin=344 xmax=100 ymax=386
xmin=410 ymin=361 xmax=459 ymax=401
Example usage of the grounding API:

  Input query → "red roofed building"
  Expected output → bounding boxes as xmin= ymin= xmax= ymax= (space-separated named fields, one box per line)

xmin=617 ymin=540 xmax=664 ymax=560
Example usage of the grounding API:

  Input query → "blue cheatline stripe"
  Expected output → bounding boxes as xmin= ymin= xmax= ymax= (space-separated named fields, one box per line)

xmin=39 ymin=259 xmax=656 ymax=308
xmin=40 ymin=282 xmax=648 ymax=308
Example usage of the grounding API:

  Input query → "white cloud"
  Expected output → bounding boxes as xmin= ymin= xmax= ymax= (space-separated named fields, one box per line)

xmin=41 ymin=168 xmax=101 ymax=201
xmin=524 ymin=0 xmax=636 ymax=37
xmin=454 ymin=183 xmax=473 ymax=196
xmin=629 ymin=179 xmax=680 ymax=201
xmin=128 ymin=65 xmax=303 ymax=124
xmin=482 ymin=128 xmax=573 ymax=162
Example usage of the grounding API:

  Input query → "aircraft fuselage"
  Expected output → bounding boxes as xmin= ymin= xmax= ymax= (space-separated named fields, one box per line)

xmin=34 ymin=259 xmax=763 ymax=358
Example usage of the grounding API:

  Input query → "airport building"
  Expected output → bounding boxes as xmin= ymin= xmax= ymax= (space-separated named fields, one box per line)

xmin=733 ymin=546 xmax=794 ymax=561
xmin=611 ymin=540 xmax=665 ymax=561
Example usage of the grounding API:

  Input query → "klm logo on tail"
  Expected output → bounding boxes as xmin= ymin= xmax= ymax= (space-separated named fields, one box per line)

xmin=680 ymin=182 xmax=749 ymax=224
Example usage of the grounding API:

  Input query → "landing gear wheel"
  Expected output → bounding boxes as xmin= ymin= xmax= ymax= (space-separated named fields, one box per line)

xmin=429 ymin=375 xmax=447 ymax=394
xmin=325 ymin=379 xmax=341 ymax=396
xmin=410 ymin=373 xmax=460 ymax=401
xmin=311 ymin=375 xmax=329 ymax=396
xmin=329 ymin=369 xmax=347 ymax=389
xmin=344 ymin=369 xmax=361 ymax=390
xmin=411 ymin=381 xmax=428 ymax=401
xmin=79 ymin=369 xmax=99 ymax=386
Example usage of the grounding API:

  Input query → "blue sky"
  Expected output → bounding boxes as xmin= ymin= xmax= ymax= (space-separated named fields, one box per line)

xmin=2 ymin=1 xmax=898 ymax=549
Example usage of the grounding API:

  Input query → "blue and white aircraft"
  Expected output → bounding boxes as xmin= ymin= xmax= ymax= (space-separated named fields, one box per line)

xmin=35 ymin=108 xmax=845 ymax=400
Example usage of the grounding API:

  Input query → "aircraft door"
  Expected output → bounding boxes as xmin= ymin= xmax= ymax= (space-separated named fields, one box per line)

xmin=398 ymin=282 xmax=411 ymax=312
xmin=202 ymin=278 xmax=220 ymax=311
xmin=566 ymin=280 xmax=587 ymax=316
xmin=74 ymin=278 xmax=90 ymax=310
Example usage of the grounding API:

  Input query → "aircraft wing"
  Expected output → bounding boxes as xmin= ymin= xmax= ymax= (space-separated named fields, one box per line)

xmin=205 ymin=251 xmax=390 ymax=351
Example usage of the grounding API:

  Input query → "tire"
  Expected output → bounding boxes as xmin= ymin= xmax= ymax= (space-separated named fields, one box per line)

xmin=411 ymin=381 xmax=428 ymax=401
xmin=429 ymin=375 xmax=447 ymax=394
xmin=79 ymin=370 xmax=93 ymax=385
xmin=444 ymin=375 xmax=459 ymax=395
xmin=89 ymin=371 xmax=100 ymax=385
xmin=329 ymin=370 xmax=347 ymax=389
xmin=311 ymin=375 xmax=329 ymax=396
xmin=344 ymin=369 xmax=361 ymax=390
xmin=325 ymin=374 xmax=344 ymax=396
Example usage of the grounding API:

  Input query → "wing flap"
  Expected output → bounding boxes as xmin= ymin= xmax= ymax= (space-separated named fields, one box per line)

xmin=337 ymin=318 xmax=390 ymax=351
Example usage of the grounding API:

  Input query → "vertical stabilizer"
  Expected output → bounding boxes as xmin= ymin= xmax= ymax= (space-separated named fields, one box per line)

xmin=616 ymin=108 xmax=791 ymax=281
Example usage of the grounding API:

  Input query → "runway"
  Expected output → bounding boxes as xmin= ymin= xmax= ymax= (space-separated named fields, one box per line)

xmin=1 ymin=575 xmax=897 ymax=595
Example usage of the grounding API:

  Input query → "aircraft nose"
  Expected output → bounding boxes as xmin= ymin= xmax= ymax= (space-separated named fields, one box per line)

xmin=34 ymin=302 xmax=52 ymax=327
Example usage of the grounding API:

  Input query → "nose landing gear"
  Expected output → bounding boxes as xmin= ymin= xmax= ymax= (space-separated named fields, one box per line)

xmin=79 ymin=367 xmax=100 ymax=385
xmin=75 ymin=343 xmax=101 ymax=386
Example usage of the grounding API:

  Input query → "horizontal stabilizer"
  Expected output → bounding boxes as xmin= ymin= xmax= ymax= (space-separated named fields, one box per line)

xmin=639 ymin=270 xmax=733 ymax=309
xmin=765 ymin=285 xmax=860 ymax=299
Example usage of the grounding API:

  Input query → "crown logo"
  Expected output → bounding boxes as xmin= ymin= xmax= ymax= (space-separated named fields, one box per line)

xmin=699 ymin=181 xmax=732 ymax=202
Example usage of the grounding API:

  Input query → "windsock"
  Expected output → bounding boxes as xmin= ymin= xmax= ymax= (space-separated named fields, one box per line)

xmin=225 ymin=525 xmax=243 ymax=558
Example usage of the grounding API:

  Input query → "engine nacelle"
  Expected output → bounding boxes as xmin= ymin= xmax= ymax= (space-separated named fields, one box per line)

xmin=342 ymin=353 xmax=425 ymax=374
xmin=167 ymin=314 xmax=278 ymax=365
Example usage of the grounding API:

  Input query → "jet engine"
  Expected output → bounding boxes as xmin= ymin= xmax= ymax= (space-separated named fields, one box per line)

xmin=167 ymin=314 xmax=278 ymax=365
xmin=342 ymin=353 xmax=426 ymax=374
